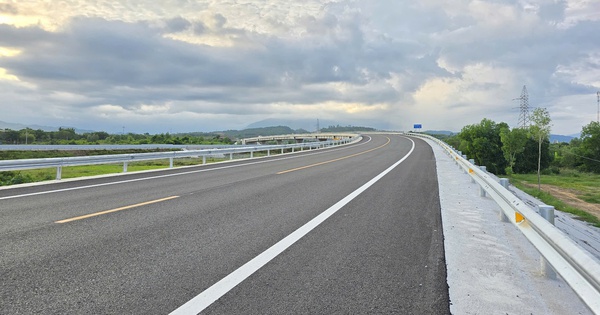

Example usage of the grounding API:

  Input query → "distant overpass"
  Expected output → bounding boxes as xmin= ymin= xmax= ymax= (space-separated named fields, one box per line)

xmin=240 ymin=133 xmax=358 ymax=145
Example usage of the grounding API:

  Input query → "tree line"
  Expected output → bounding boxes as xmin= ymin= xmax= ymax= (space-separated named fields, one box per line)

xmin=437 ymin=113 xmax=600 ymax=177
xmin=1 ymin=124 xmax=377 ymax=146
xmin=0 ymin=127 xmax=234 ymax=145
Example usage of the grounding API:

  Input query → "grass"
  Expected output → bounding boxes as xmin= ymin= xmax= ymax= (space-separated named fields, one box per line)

xmin=1 ymin=157 xmax=229 ymax=185
xmin=509 ymin=171 xmax=600 ymax=228
xmin=510 ymin=170 xmax=600 ymax=204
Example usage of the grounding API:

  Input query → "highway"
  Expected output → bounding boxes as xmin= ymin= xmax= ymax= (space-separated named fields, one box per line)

xmin=0 ymin=134 xmax=450 ymax=314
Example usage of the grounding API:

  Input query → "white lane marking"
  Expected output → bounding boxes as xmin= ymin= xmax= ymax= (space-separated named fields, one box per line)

xmin=0 ymin=137 xmax=372 ymax=201
xmin=170 ymin=137 xmax=415 ymax=315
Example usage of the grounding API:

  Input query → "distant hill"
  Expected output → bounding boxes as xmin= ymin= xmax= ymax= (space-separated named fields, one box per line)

xmin=320 ymin=125 xmax=376 ymax=132
xmin=246 ymin=118 xmax=337 ymax=132
xmin=550 ymin=134 xmax=576 ymax=143
xmin=1 ymin=120 xmax=57 ymax=132
xmin=423 ymin=130 xmax=455 ymax=136
xmin=218 ymin=126 xmax=309 ymax=139
xmin=0 ymin=120 xmax=95 ymax=134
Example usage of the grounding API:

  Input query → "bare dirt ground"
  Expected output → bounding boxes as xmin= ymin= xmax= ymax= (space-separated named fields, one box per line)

xmin=524 ymin=183 xmax=600 ymax=220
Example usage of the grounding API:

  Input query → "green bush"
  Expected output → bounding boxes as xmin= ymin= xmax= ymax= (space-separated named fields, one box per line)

xmin=0 ymin=171 xmax=33 ymax=186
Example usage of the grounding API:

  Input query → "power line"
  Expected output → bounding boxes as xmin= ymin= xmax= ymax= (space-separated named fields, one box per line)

xmin=559 ymin=150 xmax=600 ymax=164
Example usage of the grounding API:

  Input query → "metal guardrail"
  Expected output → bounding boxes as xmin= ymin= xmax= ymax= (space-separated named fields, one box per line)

xmin=0 ymin=137 xmax=358 ymax=180
xmin=241 ymin=133 xmax=357 ymax=145
xmin=409 ymin=132 xmax=600 ymax=313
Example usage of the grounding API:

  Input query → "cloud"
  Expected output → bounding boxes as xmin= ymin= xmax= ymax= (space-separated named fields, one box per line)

xmin=163 ymin=16 xmax=192 ymax=33
xmin=538 ymin=0 xmax=567 ymax=22
xmin=0 ymin=3 xmax=18 ymax=15
xmin=0 ymin=0 xmax=598 ymax=134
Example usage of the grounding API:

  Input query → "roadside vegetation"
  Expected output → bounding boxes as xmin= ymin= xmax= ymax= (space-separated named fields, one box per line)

xmin=0 ymin=127 xmax=234 ymax=146
xmin=0 ymin=157 xmax=226 ymax=186
xmin=1 ymin=122 xmax=372 ymax=186
xmin=509 ymin=172 xmax=600 ymax=228
xmin=431 ymin=119 xmax=600 ymax=225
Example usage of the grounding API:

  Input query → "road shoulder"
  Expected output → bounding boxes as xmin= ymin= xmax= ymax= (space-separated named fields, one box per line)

xmin=426 ymin=139 xmax=592 ymax=315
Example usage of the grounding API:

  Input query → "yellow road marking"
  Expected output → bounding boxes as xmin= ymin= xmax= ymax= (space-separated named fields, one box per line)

xmin=55 ymin=195 xmax=180 ymax=223
xmin=277 ymin=137 xmax=391 ymax=174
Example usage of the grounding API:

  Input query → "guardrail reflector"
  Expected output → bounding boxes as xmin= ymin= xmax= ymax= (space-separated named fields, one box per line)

xmin=515 ymin=212 xmax=525 ymax=223
xmin=469 ymin=168 xmax=474 ymax=174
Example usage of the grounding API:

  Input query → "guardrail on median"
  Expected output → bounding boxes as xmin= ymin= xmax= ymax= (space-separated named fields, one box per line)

xmin=409 ymin=132 xmax=600 ymax=314
xmin=0 ymin=137 xmax=358 ymax=180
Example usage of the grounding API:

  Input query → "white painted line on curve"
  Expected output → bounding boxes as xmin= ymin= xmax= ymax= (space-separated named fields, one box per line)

xmin=169 ymin=137 xmax=415 ymax=315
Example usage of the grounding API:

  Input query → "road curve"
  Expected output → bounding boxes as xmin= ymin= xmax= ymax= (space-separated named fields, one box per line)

xmin=0 ymin=134 xmax=449 ymax=314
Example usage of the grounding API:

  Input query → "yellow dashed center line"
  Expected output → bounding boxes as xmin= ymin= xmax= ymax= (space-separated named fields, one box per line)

xmin=55 ymin=195 xmax=180 ymax=223
xmin=277 ymin=137 xmax=391 ymax=175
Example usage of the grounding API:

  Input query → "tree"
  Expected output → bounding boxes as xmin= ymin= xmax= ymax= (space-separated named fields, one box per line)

xmin=500 ymin=127 xmax=528 ymax=174
xmin=529 ymin=108 xmax=552 ymax=190
xmin=514 ymin=137 xmax=550 ymax=174
xmin=1 ymin=129 xmax=20 ymax=143
xmin=578 ymin=121 xmax=600 ymax=173
xmin=19 ymin=129 xmax=35 ymax=144
xmin=56 ymin=127 xmax=77 ymax=141
xmin=457 ymin=118 xmax=508 ymax=174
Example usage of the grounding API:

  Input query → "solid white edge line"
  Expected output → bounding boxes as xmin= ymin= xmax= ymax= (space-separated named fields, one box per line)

xmin=169 ymin=137 xmax=415 ymax=315
xmin=0 ymin=137 xmax=373 ymax=201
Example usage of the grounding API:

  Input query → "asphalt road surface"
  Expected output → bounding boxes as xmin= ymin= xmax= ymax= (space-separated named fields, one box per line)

xmin=0 ymin=134 xmax=450 ymax=314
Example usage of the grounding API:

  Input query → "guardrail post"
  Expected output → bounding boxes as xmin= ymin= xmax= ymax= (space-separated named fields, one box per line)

xmin=538 ymin=205 xmax=555 ymax=225
xmin=281 ymin=148 xmax=284 ymax=154
xmin=538 ymin=205 xmax=557 ymax=279
xmin=169 ymin=157 xmax=174 ymax=168
xmin=56 ymin=166 xmax=62 ymax=180
xmin=469 ymin=159 xmax=476 ymax=183
xmin=250 ymin=151 xmax=254 ymax=158
xmin=202 ymin=156 xmax=206 ymax=164
xmin=123 ymin=162 xmax=128 ymax=173
xmin=498 ymin=179 xmax=510 ymax=222
xmin=267 ymin=149 xmax=270 ymax=157
xmin=230 ymin=153 xmax=233 ymax=160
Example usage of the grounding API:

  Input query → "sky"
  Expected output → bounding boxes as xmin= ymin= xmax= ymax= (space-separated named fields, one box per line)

xmin=0 ymin=0 xmax=599 ymax=135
